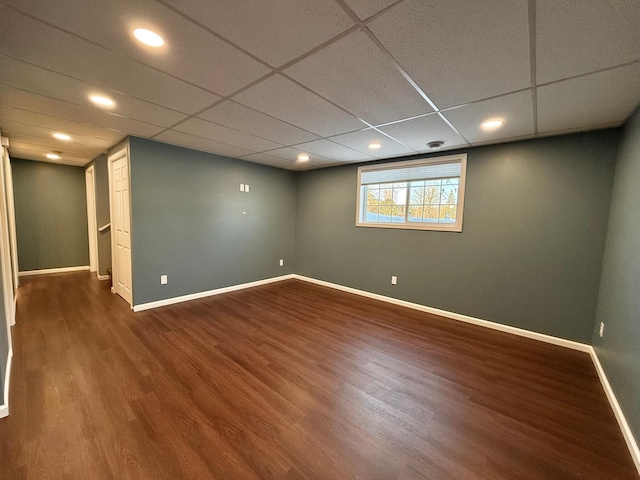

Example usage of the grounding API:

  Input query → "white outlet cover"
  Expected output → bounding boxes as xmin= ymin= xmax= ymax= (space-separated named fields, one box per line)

xmin=161 ymin=275 xmax=167 ymax=285
xmin=245 ymin=184 xmax=250 ymax=192
xmin=279 ymin=259 xmax=284 ymax=266
xmin=391 ymin=275 xmax=397 ymax=285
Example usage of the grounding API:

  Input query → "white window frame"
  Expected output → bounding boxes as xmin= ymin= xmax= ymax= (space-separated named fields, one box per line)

xmin=355 ymin=153 xmax=467 ymax=232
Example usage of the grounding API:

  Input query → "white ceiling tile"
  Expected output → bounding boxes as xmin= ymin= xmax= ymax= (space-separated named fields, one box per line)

xmin=233 ymin=75 xmax=364 ymax=137
xmin=293 ymin=139 xmax=374 ymax=162
xmin=290 ymin=139 xmax=373 ymax=162
xmin=3 ymin=0 xmax=269 ymax=96
xmin=378 ymin=113 xmax=468 ymax=151
xmin=537 ymin=63 xmax=640 ymax=134
xmin=0 ymin=55 xmax=187 ymax=127
xmin=240 ymin=152 xmax=300 ymax=171
xmin=0 ymin=120 xmax=119 ymax=148
xmin=173 ymin=118 xmax=283 ymax=152
xmin=285 ymin=30 xmax=432 ymax=125
xmin=198 ymin=101 xmax=319 ymax=146
xmin=153 ymin=130 xmax=257 ymax=158
xmin=330 ymin=128 xmax=415 ymax=158
xmin=0 ymin=87 xmax=165 ymax=138
xmin=0 ymin=106 xmax=130 ymax=142
xmin=368 ymin=0 xmax=531 ymax=108
xmin=162 ymin=0 xmax=355 ymax=67
xmin=0 ymin=5 xmax=219 ymax=114
xmin=8 ymin=143 xmax=92 ymax=166
xmin=443 ymin=90 xmax=534 ymax=143
xmin=342 ymin=0 xmax=402 ymax=20
xmin=537 ymin=0 xmax=640 ymax=84
xmin=4 ymin=133 xmax=105 ymax=157
xmin=261 ymin=146 xmax=335 ymax=165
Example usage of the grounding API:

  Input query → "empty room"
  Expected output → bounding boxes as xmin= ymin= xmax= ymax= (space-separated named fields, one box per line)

xmin=0 ymin=0 xmax=639 ymax=479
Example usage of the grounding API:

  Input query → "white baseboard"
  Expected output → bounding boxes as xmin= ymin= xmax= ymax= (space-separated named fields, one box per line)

xmin=133 ymin=274 xmax=296 ymax=312
xmin=589 ymin=347 xmax=640 ymax=474
xmin=0 ymin=348 xmax=13 ymax=419
xmin=97 ymin=274 xmax=110 ymax=281
xmin=18 ymin=265 xmax=90 ymax=277
xmin=292 ymin=275 xmax=591 ymax=352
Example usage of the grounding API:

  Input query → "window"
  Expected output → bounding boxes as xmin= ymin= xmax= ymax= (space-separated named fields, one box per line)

xmin=356 ymin=154 xmax=467 ymax=232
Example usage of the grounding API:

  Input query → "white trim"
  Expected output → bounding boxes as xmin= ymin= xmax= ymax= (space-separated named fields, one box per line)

xmin=85 ymin=165 xmax=98 ymax=274
xmin=133 ymin=274 xmax=296 ymax=312
xmin=97 ymin=273 xmax=110 ymax=281
xmin=589 ymin=347 xmax=640 ymax=474
xmin=18 ymin=265 xmax=90 ymax=277
xmin=293 ymin=275 xmax=591 ymax=352
xmin=0 ymin=348 xmax=12 ymax=418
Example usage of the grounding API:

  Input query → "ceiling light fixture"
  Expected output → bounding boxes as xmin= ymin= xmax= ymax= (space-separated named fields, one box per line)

xmin=427 ymin=140 xmax=444 ymax=149
xmin=368 ymin=142 xmax=382 ymax=150
xmin=481 ymin=118 xmax=505 ymax=131
xmin=53 ymin=133 xmax=72 ymax=141
xmin=89 ymin=94 xmax=115 ymax=108
xmin=133 ymin=28 xmax=165 ymax=47
xmin=297 ymin=153 xmax=310 ymax=162
xmin=46 ymin=153 xmax=61 ymax=160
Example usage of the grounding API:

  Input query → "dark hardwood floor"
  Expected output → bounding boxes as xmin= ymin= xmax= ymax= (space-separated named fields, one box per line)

xmin=0 ymin=272 xmax=637 ymax=479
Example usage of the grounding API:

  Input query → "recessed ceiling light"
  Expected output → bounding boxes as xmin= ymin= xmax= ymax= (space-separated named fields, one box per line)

xmin=133 ymin=28 xmax=165 ymax=47
xmin=46 ymin=153 xmax=61 ymax=160
xmin=53 ymin=133 xmax=72 ymax=141
xmin=368 ymin=142 xmax=382 ymax=150
xmin=481 ymin=118 xmax=505 ymax=131
xmin=297 ymin=153 xmax=310 ymax=162
xmin=89 ymin=94 xmax=115 ymax=108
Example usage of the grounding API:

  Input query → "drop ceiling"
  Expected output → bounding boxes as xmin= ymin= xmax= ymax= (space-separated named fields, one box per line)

xmin=0 ymin=0 xmax=638 ymax=170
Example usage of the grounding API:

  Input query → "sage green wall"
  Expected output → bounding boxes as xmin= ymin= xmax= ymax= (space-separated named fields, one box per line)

xmin=88 ymin=154 xmax=111 ymax=277
xmin=128 ymin=137 xmax=296 ymax=306
xmin=593 ymin=107 xmax=640 ymax=441
xmin=12 ymin=159 xmax=89 ymax=271
xmin=295 ymin=130 xmax=619 ymax=344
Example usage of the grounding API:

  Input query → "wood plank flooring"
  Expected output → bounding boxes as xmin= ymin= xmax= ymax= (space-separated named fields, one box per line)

xmin=0 ymin=272 xmax=637 ymax=479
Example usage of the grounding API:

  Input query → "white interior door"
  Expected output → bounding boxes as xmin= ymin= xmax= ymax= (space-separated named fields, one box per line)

xmin=109 ymin=149 xmax=132 ymax=306
xmin=85 ymin=166 xmax=98 ymax=273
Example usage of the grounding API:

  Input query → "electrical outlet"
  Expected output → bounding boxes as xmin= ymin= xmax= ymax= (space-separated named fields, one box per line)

xmin=240 ymin=183 xmax=245 ymax=192
xmin=391 ymin=275 xmax=397 ymax=285
xmin=599 ymin=322 xmax=604 ymax=337
xmin=161 ymin=275 xmax=167 ymax=285
xmin=279 ymin=259 xmax=284 ymax=266
xmin=245 ymin=184 xmax=250 ymax=192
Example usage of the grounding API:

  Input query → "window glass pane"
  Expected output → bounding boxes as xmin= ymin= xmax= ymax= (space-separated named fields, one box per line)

xmin=366 ymin=205 xmax=379 ymax=222
xmin=441 ymin=185 xmax=458 ymax=205
xmin=424 ymin=184 xmax=441 ymax=205
xmin=408 ymin=206 xmax=423 ymax=222
xmin=443 ymin=177 xmax=459 ymax=186
xmin=423 ymin=205 xmax=439 ymax=222
xmin=439 ymin=205 xmax=457 ymax=223
xmin=391 ymin=205 xmax=405 ymax=222
xmin=366 ymin=186 xmax=380 ymax=205
xmin=409 ymin=185 xmax=425 ymax=206
xmin=393 ymin=186 xmax=407 ymax=206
